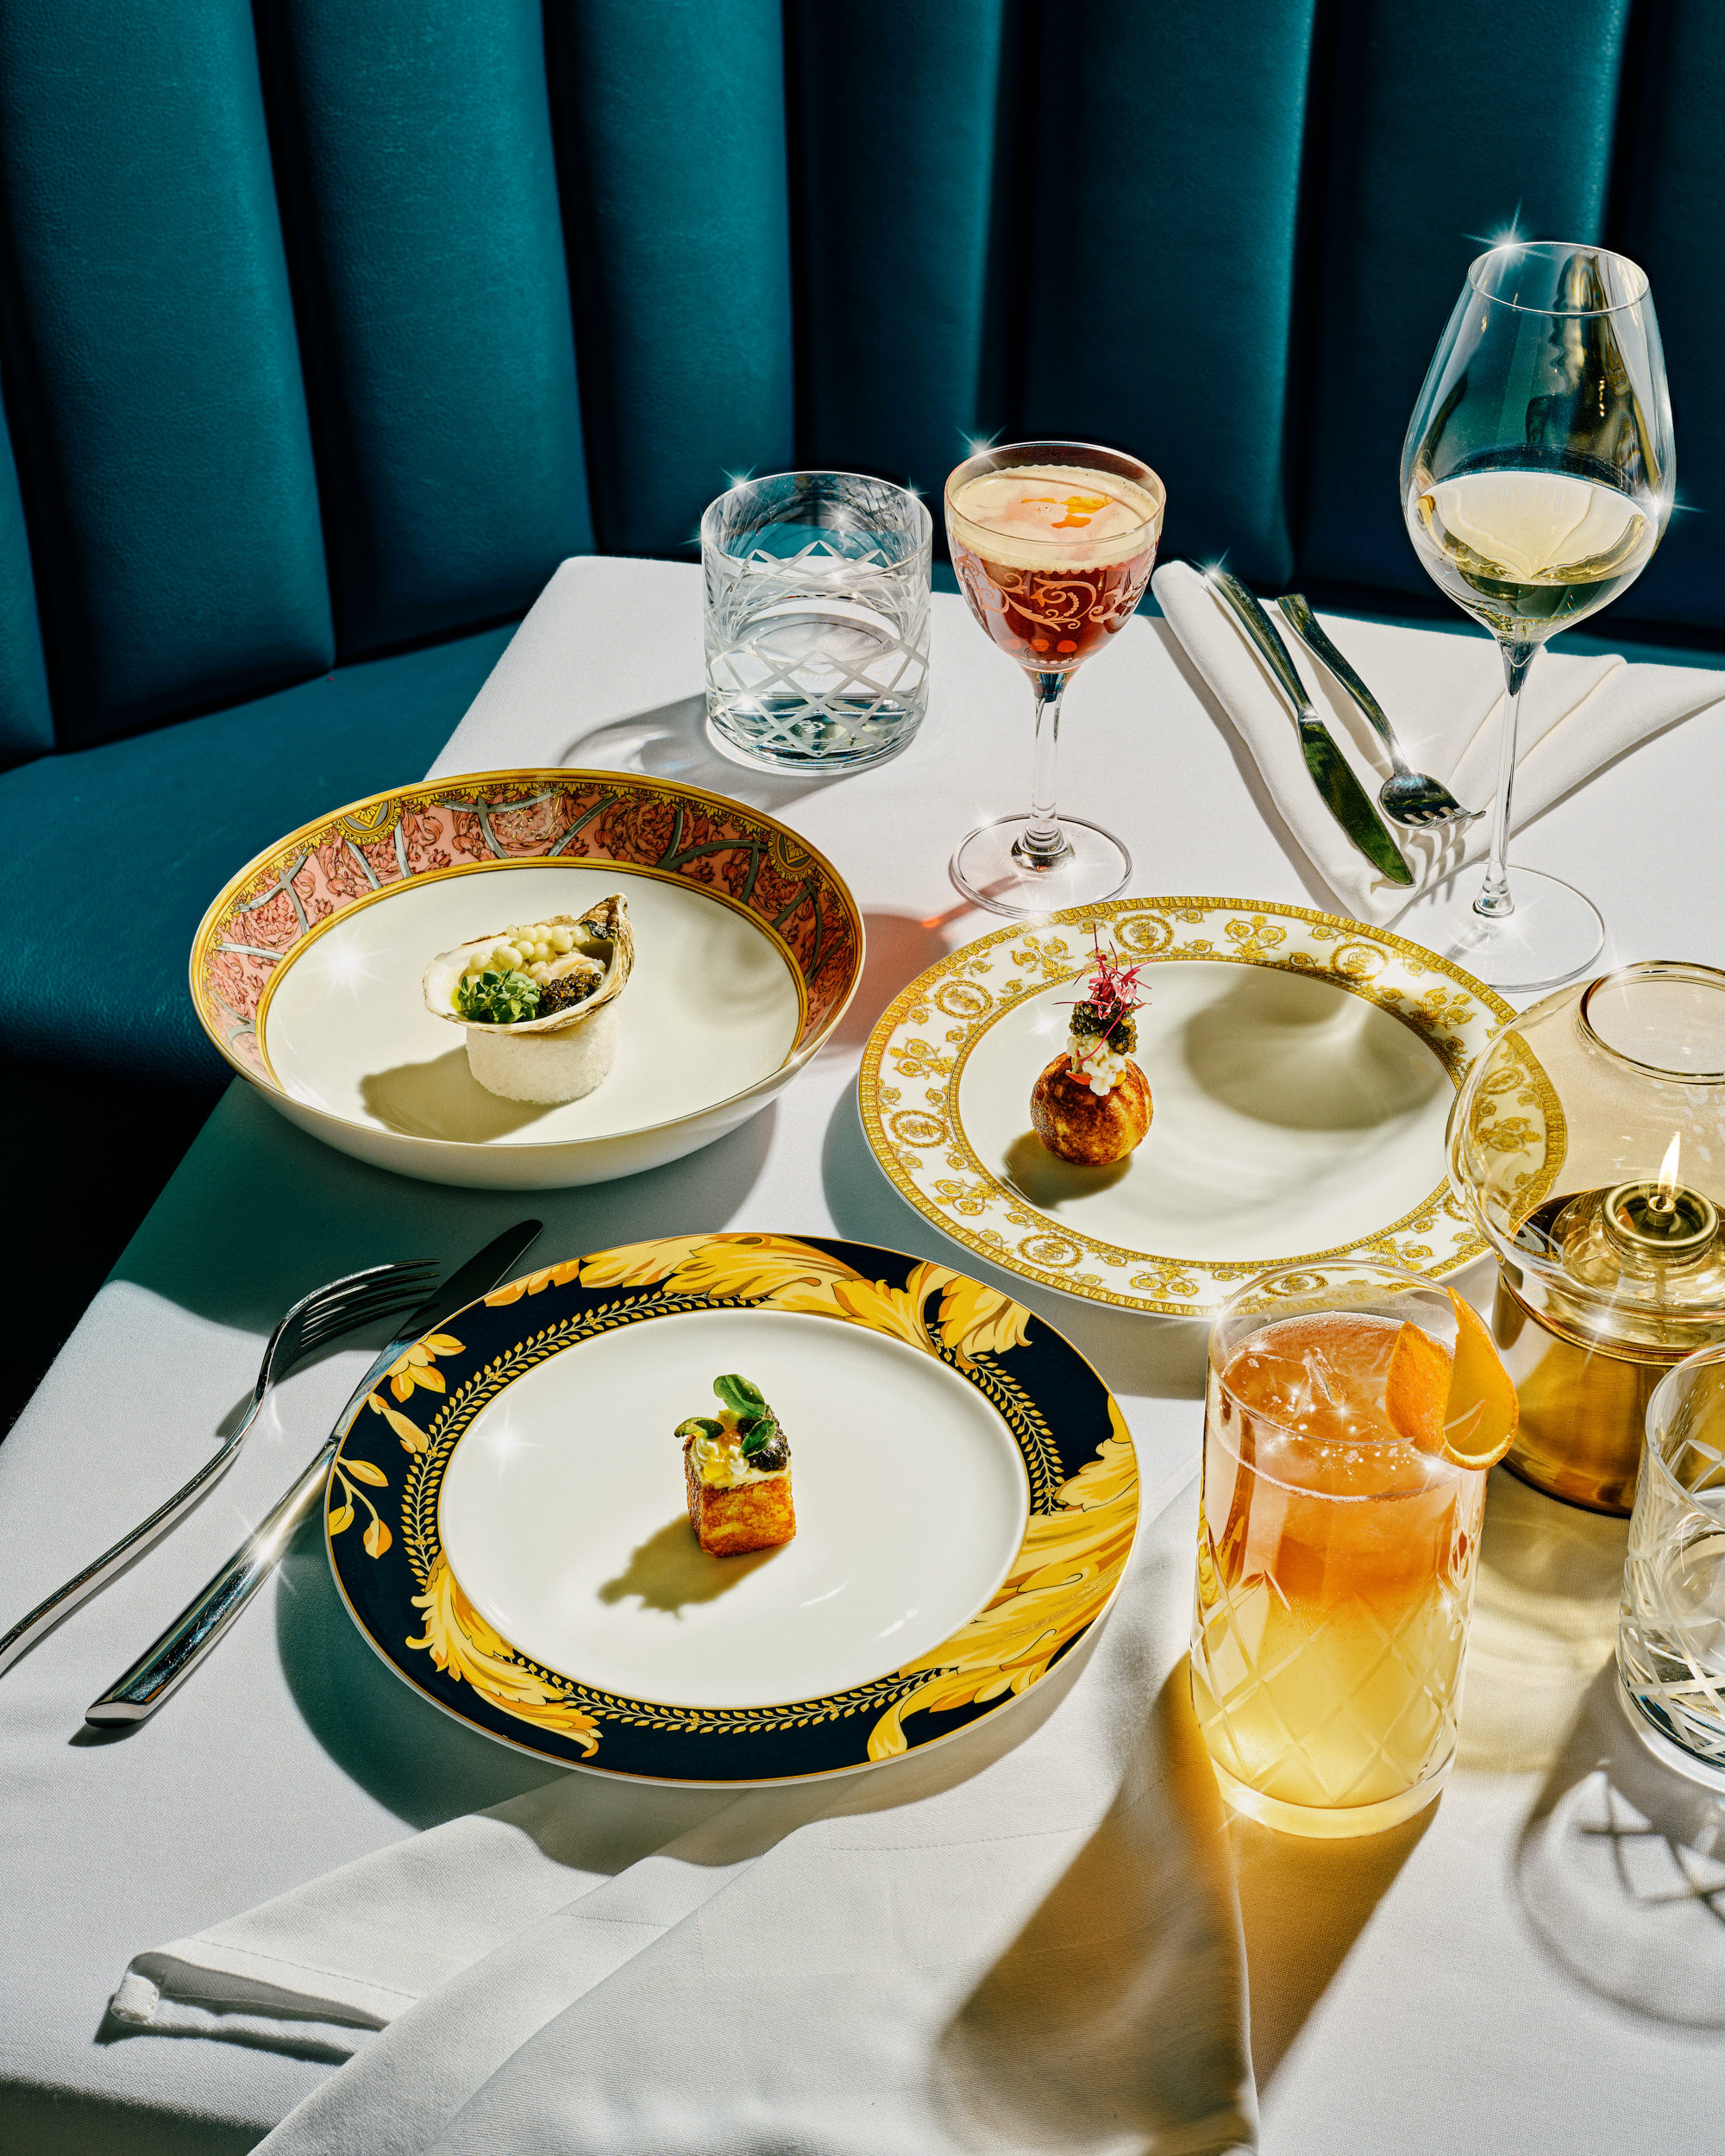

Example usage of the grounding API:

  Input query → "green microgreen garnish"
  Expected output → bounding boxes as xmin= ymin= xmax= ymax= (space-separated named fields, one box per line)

xmin=713 ymin=1373 xmax=768 ymax=1418
xmin=674 ymin=1416 xmax=725 ymax=1445
xmin=712 ymin=1375 xmax=779 ymax=1454
xmin=455 ymin=966 xmax=541 ymax=1025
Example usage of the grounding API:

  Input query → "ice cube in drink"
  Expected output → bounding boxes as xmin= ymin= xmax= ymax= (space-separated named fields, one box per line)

xmin=1190 ymin=1310 xmax=1487 ymax=1832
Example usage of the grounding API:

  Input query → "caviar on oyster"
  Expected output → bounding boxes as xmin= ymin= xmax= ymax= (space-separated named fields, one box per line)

xmin=455 ymin=920 xmax=605 ymax=1010
xmin=676 ymin=1372 xmax=796 ymax=1557
xmin=423 ymin=893 xmax=633 ymax=1106
xmin=1067 ymin=999 xmax=1139 ymax=1098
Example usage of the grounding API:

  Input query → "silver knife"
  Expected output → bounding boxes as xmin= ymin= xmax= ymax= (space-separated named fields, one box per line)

xmin=1205 ymin=568 xmax=1414 ymax=886
xmin=85 ymin=1219 xmax=543 ymax=1727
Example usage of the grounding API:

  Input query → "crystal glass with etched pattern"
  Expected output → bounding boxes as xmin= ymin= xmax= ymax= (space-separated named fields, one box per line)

xmin=1190 ymin=1261 xmax=1492 ymax=1838
xmin=1619 ymin=1342 xmax=1725 ymax=1789
xmin=703 ymin=470 xmax=931 ymax=772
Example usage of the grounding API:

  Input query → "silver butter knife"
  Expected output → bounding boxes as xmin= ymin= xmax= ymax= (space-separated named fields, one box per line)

xmin=85 ymin=1219 xmax=543 ymax=1727
xmin=1205 ymin=568 xmax=1414 ymax=886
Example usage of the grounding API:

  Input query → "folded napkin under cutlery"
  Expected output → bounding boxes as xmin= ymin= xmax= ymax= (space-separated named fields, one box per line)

xmin=109 ymin=1477 xmax=1256 ymax=2156
xmin=1152 ymin=560 xmax=1725 ymax=926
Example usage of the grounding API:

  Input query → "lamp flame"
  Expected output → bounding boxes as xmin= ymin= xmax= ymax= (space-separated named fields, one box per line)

xmin=1653 ymin=1134 xmax=1683 ymax=1214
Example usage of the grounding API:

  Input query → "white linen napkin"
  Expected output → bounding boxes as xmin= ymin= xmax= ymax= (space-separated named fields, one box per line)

xmin=1152 ymin=560 xmax=1725 ymax=924
xmin=110 ymin=1475 xmax=1256 ymax=2156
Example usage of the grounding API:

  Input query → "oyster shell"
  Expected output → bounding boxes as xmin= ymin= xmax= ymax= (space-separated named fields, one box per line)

xmin=422 ymin=893 xmax=634 ymax=1035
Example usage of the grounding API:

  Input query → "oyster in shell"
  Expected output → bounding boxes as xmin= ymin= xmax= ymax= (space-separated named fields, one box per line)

xmin=423 ymin=893 xmax=634 ymax=1105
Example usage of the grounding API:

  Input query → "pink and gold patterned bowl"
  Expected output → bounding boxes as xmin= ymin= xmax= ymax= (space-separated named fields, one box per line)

xmin=190 ymin=768 xmax=863 ymax=1189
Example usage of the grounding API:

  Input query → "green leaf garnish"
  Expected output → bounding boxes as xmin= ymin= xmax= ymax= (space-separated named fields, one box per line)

xmin=455 ymin=967 xmax=541 ymax=1025
xmin=739 ymin=1418 xmax=779 ymax=1457
xmin=712 ymin=1373 xmax=768 ymax=1418
xmin=674 ymin=1416 xmax=724 ymax=1444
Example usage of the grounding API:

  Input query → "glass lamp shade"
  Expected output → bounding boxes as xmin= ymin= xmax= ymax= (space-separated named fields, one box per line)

xmin=1447 ymin=962 xmax=1725 ymax=1512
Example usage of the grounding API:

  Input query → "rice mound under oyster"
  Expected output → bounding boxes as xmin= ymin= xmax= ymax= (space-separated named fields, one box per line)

xmin=423 ymin=892 xmax=634 ymax=1105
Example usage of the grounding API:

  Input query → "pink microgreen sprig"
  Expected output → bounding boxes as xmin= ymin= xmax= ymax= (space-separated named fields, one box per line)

xmin=1057 ymin=932 xmax=1147 ymax=1068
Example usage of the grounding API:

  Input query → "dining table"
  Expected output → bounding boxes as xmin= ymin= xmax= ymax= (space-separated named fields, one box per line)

xmin=4 ymin=555 xmax=1725 ymax=2153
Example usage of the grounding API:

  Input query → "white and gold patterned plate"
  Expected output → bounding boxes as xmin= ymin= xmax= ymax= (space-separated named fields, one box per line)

xmin=329 ymin=1233 xmax=1138 ymax=1783
xmin=859 ymin=897 xmax=1515 ymax=1318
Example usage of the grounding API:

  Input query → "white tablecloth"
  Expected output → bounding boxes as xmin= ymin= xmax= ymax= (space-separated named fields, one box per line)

xmin=3 ymin=558 xmax=1725 ymax=2150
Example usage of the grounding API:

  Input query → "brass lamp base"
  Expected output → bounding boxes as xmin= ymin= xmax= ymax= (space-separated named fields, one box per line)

xmin=1491 ymin=1269 xmax=1678 ymax=1516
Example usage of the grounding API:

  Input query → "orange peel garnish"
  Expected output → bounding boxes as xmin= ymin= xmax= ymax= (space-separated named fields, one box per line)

xmin=1383 ymin=1295 xmax=1518 ymax=1470
xmin=1440 ymin=1292 xmax=1518 ymax=1469
xmin=1384 ymin=1320 xmax=1450 ymax=1452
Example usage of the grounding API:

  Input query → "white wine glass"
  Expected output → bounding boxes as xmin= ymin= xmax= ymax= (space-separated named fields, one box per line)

xmin=1401 ymin=241 xmax=1674 ymax=991
xmin=944 ymin=441 xmax=1164 ymax=917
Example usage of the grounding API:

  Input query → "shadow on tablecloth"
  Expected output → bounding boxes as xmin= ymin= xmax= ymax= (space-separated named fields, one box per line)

xmin=1453 ymin=1467 xmax=1725 ymax=2026
xmin=110 ymin=1082 xmax=780 ymax=1342
xmin=821 ymin=1083 xmax=1211 ymax=1403
xmin=273 ymin=1507 xmax=563 ymax=1828
xmin=561 ymin=693 xmax=850 ymax=814
xmin=1515 ymin=1659 xmax=1725 ymax=2029
xmin=1227 ymin=1796 xmax=1433 ymax=2089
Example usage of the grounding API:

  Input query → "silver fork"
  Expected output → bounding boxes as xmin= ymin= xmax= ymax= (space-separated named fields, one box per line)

xmin=0 ymin=1257 xmax=438 ymax=1679
xmin=1274 ymin=592 xmax=1483 ymax=830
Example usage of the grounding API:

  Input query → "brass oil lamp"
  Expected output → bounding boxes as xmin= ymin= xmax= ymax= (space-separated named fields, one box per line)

xmin=1448 ymin=961 xmax=1725 ymax=1514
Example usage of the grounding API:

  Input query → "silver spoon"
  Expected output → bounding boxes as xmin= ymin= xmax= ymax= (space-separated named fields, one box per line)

xmin=1274 ymin=592 xmax=1483 ymax=830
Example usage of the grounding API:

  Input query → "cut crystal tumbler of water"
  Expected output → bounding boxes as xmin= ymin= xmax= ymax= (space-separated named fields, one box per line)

xmin=702 ymin=471 xmax=932 ymax=773
xmin=1620 ymin=1342 xmax=1725 ymax=1789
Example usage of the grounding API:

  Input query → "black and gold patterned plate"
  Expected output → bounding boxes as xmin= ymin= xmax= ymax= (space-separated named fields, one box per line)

xmin=327 ymin=1232 xmax=1138 ymax=1784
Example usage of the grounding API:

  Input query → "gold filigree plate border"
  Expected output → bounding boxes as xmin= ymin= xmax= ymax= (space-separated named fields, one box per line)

xmin=325 ymin=1232 xmax=1138 ymax=1785
xmin=857 ymin=896 xmax=1515 ymax=1318
xmin=248 ymin=856 xmax=812 ymax=1089
xmin=187 ymin=768 xmax=865 ymax=1119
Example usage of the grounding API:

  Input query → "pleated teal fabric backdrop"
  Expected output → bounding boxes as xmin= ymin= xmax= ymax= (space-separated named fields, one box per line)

xmin=0 ymin=0 xmax=1717 ymax=767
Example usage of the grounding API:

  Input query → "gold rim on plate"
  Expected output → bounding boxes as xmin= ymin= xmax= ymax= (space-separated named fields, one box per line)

xmin=326 ymin=1232 xmax=1139 ymax=1784
xmin=185 ymin=768 xmax=866 ymax=1177
xmin=858 ymin=895 xmax=1515 ymax=1317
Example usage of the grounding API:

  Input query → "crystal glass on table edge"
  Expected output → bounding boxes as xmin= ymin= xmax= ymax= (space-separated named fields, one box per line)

xmin=1620 ymin=1340 xmax=1725 ymax=1790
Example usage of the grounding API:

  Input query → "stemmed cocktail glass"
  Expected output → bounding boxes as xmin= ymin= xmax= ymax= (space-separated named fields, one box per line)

xmin=1401 ymin=241 xmax=1673 ymax=991
xmin=944 ymin=441 xmax=1164 ymax=917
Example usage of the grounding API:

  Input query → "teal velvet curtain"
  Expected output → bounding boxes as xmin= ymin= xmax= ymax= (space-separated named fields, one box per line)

xmin=0 ymin=0 xmax=1716 ymax=764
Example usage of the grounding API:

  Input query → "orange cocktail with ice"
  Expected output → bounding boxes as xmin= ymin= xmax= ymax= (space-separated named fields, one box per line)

xmin=1190 ymin=1262 xmax=1517 ymax=1837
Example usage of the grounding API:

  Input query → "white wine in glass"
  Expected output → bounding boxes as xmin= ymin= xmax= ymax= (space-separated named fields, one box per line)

xmin=1401 ymin=241 xmax=1673 ymax=991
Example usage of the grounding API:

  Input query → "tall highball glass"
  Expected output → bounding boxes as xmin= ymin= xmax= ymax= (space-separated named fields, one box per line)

xmin=944 ymin=441 xmax=1164 ymax=917
xmin=1191 ymin=1261 xmax=1507 ymax=1838
xmin=1401 ymin=241 xmax=1673 ymax=992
